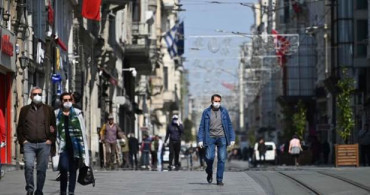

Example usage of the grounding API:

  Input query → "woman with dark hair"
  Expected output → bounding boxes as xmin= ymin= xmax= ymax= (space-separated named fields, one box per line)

xmin=54 ymin=92 xmax=89 ymax=195
xmin=289 ymin=135 xmax=302 ymax=166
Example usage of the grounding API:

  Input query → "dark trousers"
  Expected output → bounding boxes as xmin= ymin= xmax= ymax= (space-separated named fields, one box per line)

xmin=59 ymin=150 xmax=78 ymax=194
xmin=360 ymin=144 xmax=370 ymax=166
xmin=151 ymin=151 xmax=157 ymax=166
xmin=129 ymin=152 xmax=138 ymax=168
xmin=169 ymin=141 xmax=181 ymax=167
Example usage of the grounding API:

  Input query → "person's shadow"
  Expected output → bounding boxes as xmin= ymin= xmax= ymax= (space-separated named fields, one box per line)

xmin=188 ymin=182 xmax=218 ymax=186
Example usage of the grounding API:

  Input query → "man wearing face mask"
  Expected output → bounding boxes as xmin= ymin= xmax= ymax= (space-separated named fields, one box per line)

xmin=197 ymin=94 xmax=235 ymax=186
xmin=165 ymin=115 xmax=184 ymax=171
xmin=16 ymin=87 xmax=56 ymax=195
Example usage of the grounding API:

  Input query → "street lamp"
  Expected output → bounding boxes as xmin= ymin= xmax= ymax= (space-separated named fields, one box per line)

xmin=122 ymin=68 xmax=137 ymax=77
xmin=19 ymin=52 xmax=29 ymax=70
xmin=2 ymin=11 xmax=10 ymax=22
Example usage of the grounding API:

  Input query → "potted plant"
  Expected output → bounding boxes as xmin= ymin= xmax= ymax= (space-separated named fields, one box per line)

xmin=335 ymin=71 xmax=359 ymax=167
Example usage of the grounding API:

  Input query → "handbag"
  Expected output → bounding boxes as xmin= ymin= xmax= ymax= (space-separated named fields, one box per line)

xmin=51 ymin=154 xmax=59 ymax=171
xmin=77 ymin=165 xmax=95 ymax=187
xmin=291 ymin=146 xmax=301 ymax=154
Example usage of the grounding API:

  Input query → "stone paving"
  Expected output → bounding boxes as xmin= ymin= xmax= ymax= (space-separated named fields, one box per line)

xmin=0 ymin=165 xmax=265 ymax=195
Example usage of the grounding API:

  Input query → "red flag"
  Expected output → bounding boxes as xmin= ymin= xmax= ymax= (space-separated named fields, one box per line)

xmin=272 ymin=29 xmax=290 ymax=66
xmin=82 ymin=0 xmax=102 ymax=21
xmin=48 ymin=1 xmax=54 ymax=25
xmin=221 ymin=82 xmax=235 ymax=91
xmin=291 ymin=0 xmax=302 ymax=14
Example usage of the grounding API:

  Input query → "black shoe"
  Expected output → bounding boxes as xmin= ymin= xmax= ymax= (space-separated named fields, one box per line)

xmin=217 ymin=181 xmax=224 ymax=186
xmin=168 ymin=165 xmax=172 ymax=171
xmin=207 ymin=173 xmax=213 ymax=184
xmin=27 ymin=192 xmax=33 ymax=195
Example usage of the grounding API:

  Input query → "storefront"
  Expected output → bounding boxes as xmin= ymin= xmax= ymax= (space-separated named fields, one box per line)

xmin=0 ymin=27 xmax=16 ymax=165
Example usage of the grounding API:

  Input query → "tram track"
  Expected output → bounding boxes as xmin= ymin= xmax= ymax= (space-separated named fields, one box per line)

xmin=277 ymin=170 xmax=370 ymax=195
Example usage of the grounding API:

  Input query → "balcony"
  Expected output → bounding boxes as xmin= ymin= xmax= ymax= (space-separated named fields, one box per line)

xmin=148 ymin=0 xmax=157 ymax=10
xmin=124 ymin=22 xmax=157 ymax=75
xmin=162 ymin=90 xmax=179 ymax=111
xmin=103 ymin=0 xmax=133 ymax=5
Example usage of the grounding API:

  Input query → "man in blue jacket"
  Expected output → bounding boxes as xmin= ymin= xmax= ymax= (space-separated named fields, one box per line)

xmin=197 ymin=94 xmax=235 ymax=186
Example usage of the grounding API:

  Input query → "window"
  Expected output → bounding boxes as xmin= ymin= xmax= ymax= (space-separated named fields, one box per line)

xmin=132 ymin=0 xmax=140 ymax=22
xmin=163 ymin=66 xmax=168 ymax=90
xmin=27 ymin=0 xmax=46 ymax=41
xmin=356 ymin=0 xmax=368 ymax=9
xmin=356 ymin=20 xmax=368 ymax=57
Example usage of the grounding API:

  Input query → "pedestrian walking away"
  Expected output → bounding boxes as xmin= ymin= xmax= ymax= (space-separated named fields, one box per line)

xmin=119 ymin=132 xmax=130 ymax=169
xmin=156 ymin=135 xmax=164 ymax=171
xmin=0 ymin=108 xmax=6 ymax=180
xmin=257 ymin=138 xmax=266 ymax=166
xmin=289 ymin=134 xmax=303 ymax=166
xmin=165 ymin=115 xmax=184 ymax=171
xmin=358 ymin=123 xmax=370 ymax=166
xmin=141 ymin=134 xmax=151 ymax=169
xmin=100 ymin=114 xmax=124 ymax=170
xmin=54 ymin=92 xmax=90 ymax=195
xmin=128 ymin=133 xmax=139 ymax=170
xmin=16 ymin=86 xmax=56 ymax=195
xmin=197 ymin=94 xmax=235 ymax=186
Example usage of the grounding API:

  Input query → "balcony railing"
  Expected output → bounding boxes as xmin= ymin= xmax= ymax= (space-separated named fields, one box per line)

xmin=103 ymin=0 xmax=134 ymax=5
xmin=132 ymin=22 xmax=149 ymax=38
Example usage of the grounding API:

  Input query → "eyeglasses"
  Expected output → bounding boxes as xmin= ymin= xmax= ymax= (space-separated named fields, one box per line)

xmin=62 ymin=99 xmax=72 ymax=102
xmin=32 ymin=93 xmax=42 ymax=96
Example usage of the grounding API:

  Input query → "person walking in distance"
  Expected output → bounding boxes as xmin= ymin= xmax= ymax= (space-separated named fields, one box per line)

xmin=55 ymin=92 xmax=89 ymax=195
xmin=128 ymin=133 xmax=139 ymax=170
xmin=197 ymin=94 xmax=235 ymax=186
xmin=141 ymin=134 xmax=151 ymax=169
xmin=119 ymin=132 xmax=130 ymax=169
xmin=289 ymin=135 xmax=303 ymax=166
xmin=100 ymin=114 xmax=123 ymax=170
xmin=16 ymin=87 xmax=56 ymax=195
xmin=0 ymin=108 xmax=6 ymax=179
xmin=257 ymin=138 xmax=266 ymax=166
xmin=165 ymin=115 xmax=184 ymax=171
xmin=156 ymin=135 xmax=164 ymax=171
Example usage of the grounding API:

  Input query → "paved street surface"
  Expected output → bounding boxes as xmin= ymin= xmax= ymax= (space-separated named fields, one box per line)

xmin=2 ymin=161 xmax=370 ymax=195
xmin=0 ymin=167 xmax=265 ymax=195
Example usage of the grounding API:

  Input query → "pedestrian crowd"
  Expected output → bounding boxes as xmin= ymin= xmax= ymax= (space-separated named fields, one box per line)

xmin=4 ymin=87 xmax=370 ymax=195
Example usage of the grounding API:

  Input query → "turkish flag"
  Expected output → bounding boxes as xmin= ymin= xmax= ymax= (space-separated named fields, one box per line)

xmin=81 ymin=0 xmax=102 ymax=21
xmin=272 ymin=29 xmax=290 ymax=66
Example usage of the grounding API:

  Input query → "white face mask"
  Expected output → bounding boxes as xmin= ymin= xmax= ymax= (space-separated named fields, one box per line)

xmin=63 ymin=102 xmax=72 ymax=109
xmin=32 ymin=95 xmax=42 ymax=104
xmin=212 ymin=102 xmax=221 ymax=109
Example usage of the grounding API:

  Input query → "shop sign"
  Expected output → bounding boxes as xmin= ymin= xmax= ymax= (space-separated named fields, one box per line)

xmin=0 ymin=27 xmax=15 ymax=72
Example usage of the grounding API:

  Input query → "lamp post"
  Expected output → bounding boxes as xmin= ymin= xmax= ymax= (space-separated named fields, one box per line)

xmin=122 ymin=68 xmax=137 ymax=77
xmin=2 ymin=11 xmax=10 ymax=26
xmin=19 ymin=52 xmax=29 ymax=70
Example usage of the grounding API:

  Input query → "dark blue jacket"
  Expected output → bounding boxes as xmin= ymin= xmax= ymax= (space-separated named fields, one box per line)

xmin=197 ymin=106 xmax=235 ymax=146
xmin=165 ymin=122 xmax=183 ymax=143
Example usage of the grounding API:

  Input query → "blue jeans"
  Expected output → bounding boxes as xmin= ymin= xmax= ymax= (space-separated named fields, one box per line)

xmin=59 ymin=150 xmax=78 ymax=194
xmin=205 ymin=137 xmax=227 ymax=182
xmin=142 ymin=151 xmax=150 ymax=166
xmin=23 ymin=142 xmax=51 ymax=194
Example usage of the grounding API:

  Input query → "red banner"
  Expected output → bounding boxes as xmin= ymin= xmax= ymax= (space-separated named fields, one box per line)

xmin=82 ymin=0 xmax=102 ymax=21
